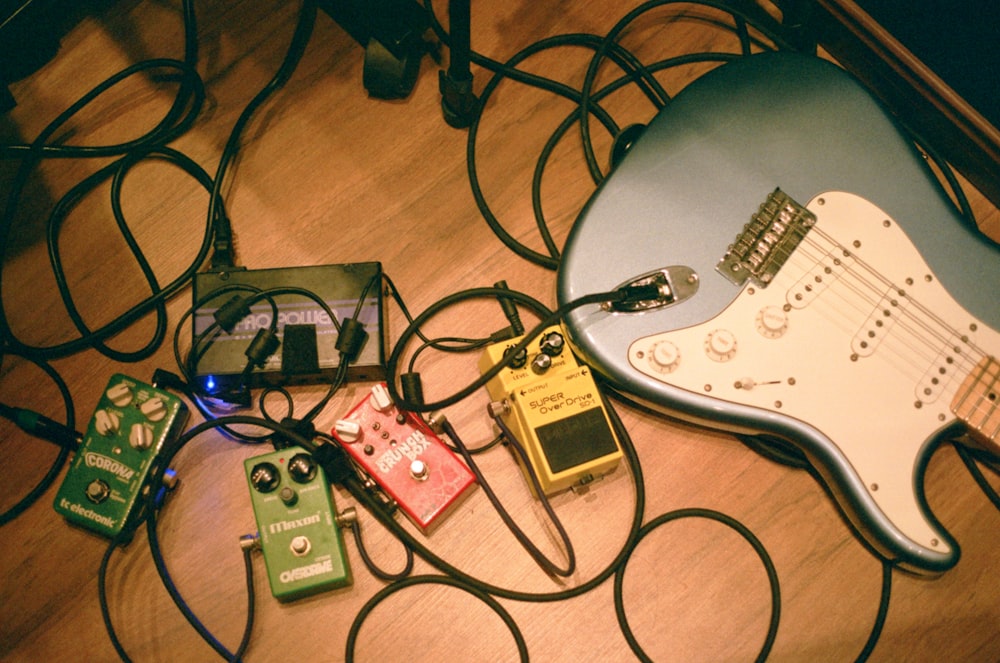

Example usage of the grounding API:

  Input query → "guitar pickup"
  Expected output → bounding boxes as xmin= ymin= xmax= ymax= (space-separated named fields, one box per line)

xmin=717 ymin=188 xmax=816 ymax=287
xmin=606 ymin=266 xmax=699 ymax=312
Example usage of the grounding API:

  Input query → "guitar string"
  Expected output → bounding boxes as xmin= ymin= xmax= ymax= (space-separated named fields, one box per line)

xmin=790 ymin=232 xmax=979 ymax=389
xmin=790 ymin=230 xmax=984 ymax=401
xmin=772 ymin=221 xmax=989 ymax=417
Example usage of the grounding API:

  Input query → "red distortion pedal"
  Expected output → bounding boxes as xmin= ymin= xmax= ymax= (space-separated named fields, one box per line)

xmin=332 ymin=384 xmax=476 ymax=533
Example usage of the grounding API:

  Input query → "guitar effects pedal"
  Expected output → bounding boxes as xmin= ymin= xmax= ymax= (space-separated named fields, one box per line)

xmin=479 ymin=326 xmax=622 ymax=496
xmin=332 ymin=384 xmax=476 ymax=533
xmin=53 ymin=374 xmax=188 ymax=538
xmin=245 ymin=446 xmax=351 ymax=602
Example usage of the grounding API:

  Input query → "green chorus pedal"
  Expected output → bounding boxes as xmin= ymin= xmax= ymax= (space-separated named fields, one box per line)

xmin=53 ymin=374 xmax=188 ymax=538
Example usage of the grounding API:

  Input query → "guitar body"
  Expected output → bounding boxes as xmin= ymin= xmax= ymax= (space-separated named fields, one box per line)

xmin=558 ymin=52 xmax=1000 ymax=574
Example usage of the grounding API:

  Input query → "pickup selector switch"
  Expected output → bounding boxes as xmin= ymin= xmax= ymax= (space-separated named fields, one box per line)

xmin=648 ymin=341 xmax=681 ymax=373
xmin=705 ymin=329 xmax=737 ymax=362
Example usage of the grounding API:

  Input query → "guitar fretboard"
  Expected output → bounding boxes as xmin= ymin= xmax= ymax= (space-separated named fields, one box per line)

xmin=951 ymin=355 xmax=1000 ymax=453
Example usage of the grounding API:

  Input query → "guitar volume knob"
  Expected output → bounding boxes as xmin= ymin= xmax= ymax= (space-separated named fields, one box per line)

xmin=648 ymin=341 xmax=681 ymax=373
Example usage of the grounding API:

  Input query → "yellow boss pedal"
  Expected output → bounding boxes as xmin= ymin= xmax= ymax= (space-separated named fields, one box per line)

xmin=479 ymin=326 xmax=622 ymax=496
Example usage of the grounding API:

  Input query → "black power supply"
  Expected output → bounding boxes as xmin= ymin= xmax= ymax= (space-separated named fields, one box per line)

xmin=190 ymin=262 xmax=387 ymax=400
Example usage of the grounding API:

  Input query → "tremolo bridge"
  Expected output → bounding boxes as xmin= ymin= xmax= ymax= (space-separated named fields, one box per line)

xmin=718 ymin=188 xmax=816 ymax=287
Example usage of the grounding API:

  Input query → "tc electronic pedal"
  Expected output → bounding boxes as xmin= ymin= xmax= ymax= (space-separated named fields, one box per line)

xmin=53 ymin=374 xmax=188 ymax=538
xmin=245 ymin=446 xmax=351 ymax=602
xmin=479 ymin=326 xmax=622 ymax=496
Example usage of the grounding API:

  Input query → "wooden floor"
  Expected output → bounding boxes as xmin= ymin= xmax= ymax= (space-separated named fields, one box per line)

xmin=2 ymin=1 xmax=998 ymax=661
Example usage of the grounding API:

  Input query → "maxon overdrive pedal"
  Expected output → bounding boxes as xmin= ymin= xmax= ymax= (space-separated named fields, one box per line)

xmin=53 ymin=374 xmax=188 ymax=538
xmin=245 ymin=446 xmax=351 ymax=602
xmin=332 ymin=384 xmax=476 ymax=534
xmin=479 ymin=326 xmax=622 ymax=496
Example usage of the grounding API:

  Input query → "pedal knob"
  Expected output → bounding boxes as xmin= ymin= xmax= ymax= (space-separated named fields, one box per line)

xmin=140 ymin=397 xmax=167 ymax=422
xmin=105 ymin=382 xmax=133 ymax=407
xmin=504 ymin=345 xmax=528 ymax=369
xmin=250 ymin=462 xmax=280 ymax=493
xmin=370 ymin=384 xmax=393 ymax=412
xmin=288 ymin=453 xmax=318 ymax=484
xmin=129 ymin=423 xmax=154 ymax=451
xmin=334 ymin=419 xmax=362 ymax=443
xmin=94 ymin=409 xmax=120 ymax=436
xmin=531 ymin=353 xmax=552 ymax=374
xmin=538 ymin=331 xmax=565 ymax=357
xmin=280 ymin=486 xmax=298 ymax=506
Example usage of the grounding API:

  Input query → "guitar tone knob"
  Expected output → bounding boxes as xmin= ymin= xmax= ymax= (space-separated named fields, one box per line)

xmin=705 ymin=329 xmax=737 ymax=362
xmin=648 ymin=341 xmax=681 ymax=373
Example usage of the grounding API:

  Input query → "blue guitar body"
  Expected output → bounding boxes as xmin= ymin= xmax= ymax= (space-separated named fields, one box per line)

xmin=558 ymin=52 xmax=1000 ymax=574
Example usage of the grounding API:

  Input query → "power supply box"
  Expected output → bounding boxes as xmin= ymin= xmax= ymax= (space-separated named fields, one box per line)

xmin=191 ymin=262 xmax=387 ymax=396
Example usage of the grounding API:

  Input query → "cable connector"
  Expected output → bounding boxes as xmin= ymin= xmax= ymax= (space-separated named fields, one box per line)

xmin=274 ymin=417 xmax=316 ymax=450
xmin=494 ymin=280 xmax=524 ymax=336
xmin=335 ymin=318 xmax=368 ymax=361
xmin=400 ymin=372 xmax=424 ymax=406
xmin=311 ymin=440 xmax=357 ymax=487
xmin=425 ymin=410 xmax=448 ymax=435
xmin=151 ymin=368 xmax=188 ymax=393
xmin=245 ymin=328 xmax=280 ymax=368
xmin=335 ymin=506 xmax=358 ymax=529
xmin=214 ymin=295 xmax=251 ymax=333
xmin=0 ymin=402 xmax=81 ymax=451
xmin=239 ymin=533 xmax=261 ymax=552
xmin=617 ymin=283 xmax=666 ymax=303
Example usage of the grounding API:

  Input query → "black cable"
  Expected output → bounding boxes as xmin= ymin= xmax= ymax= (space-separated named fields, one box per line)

xmin=0 ymin=1 xmax=207 ymax=360
xmin=385 ymin=284 xmax=661 ymax=413
xmin=955 ymin=443 xmax=1000 ymax=512
xmin=441 ymin=416 xmax=576 ymax=578
xmin=41 ymin=146 xmax=220 ymax=361
xmin=142 ymin=416 xmax=285 ymax=661
xmin=612 ymin=508 xmax=781 ymax=663
xmin=346 ymin=518 xmax=414 ymax=582
xmin=425 ymin=0 xmax=794 ymax=270
xmin=855 ymin=560 xmax=892 ymax=663
xmin=344 ymin=575 xmax=529 ymax=663
xmin=575 ymin=1 xmax=793 ymax=184
xmin=0 ymin=353 xmax=76 ymax=527
xmin=98 ymin=531 xmax=137 ymax=663
xmin=204 ymin=0 xmax=318 ymax=269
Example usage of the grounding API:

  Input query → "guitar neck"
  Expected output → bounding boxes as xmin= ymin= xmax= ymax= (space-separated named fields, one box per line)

xmin=952 ymin=355 xmax=1000 ymax=454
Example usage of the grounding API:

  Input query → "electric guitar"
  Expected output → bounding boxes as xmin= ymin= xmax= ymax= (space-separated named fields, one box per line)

xmin=558 ymin=52 xmax=1000 ymax=574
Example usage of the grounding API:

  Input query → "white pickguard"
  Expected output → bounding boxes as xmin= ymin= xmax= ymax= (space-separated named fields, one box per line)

xmin=627 ymin=191 xmax=1000 ymax=556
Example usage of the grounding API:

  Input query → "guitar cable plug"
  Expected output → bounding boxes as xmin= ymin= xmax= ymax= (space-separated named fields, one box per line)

xmin=0 ymin=402 xmax=81 ymax=452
